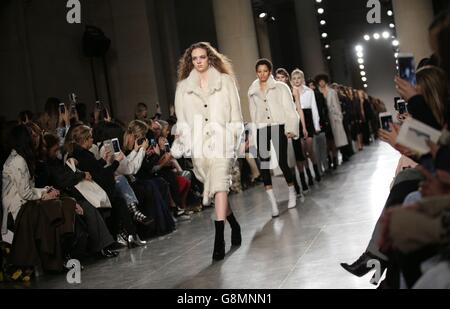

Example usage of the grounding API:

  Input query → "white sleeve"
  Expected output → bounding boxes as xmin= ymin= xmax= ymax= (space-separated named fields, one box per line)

xmin=281 ymin=85 xmax=300 ymax=138
xmin=310 ymin=91 xmax=321 ymax=132
xmin=14 ymin=157 xmax=45 ymax=201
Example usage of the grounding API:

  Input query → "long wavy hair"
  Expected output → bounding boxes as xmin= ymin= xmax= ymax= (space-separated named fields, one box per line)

xmin=177 ymin=42 xmax=235 ymax=82
xmin=8 ymin=125 xmax=36 ymax=179
xmin=416 ymin=65 xmax=449 ymax=127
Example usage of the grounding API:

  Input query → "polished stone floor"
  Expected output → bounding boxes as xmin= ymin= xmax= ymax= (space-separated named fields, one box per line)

xmin=27 ymin=141 xmax=399 ymax=289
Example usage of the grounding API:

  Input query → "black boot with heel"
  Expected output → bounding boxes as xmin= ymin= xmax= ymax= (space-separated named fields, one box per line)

xmin=227 ymin=213 xmax=241 ymax=246
xmin=213 ymin=221 xmax=225 ymax=261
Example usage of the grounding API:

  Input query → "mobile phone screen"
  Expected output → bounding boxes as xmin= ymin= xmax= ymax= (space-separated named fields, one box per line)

xmin=398 ymin=101 xmax=408 ymax=115
xmin=380 ymin=115 xmax=393 ymax=132
xmin=398 ymin=54 xmax=416 ymax=85
xmin=112 ymin=139 xmax=121 ymax=153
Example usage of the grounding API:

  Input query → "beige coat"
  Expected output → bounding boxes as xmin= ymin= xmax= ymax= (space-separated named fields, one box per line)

xmin=248 ymin=76 xmax=300 ymax=138
xmin=324 ymin=87 xmax=348 ymax=148
xmin=173 ymin=67 xmax=244 ymax=205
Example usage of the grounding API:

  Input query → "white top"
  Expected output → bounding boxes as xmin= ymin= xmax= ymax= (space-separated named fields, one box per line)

xmin=248 ymin=76 xmax=300 ymax=137
xmin=2 ymin=150 xmax=47 ymax=234
xmin=299 ymin=85 xmax=321 ymax=132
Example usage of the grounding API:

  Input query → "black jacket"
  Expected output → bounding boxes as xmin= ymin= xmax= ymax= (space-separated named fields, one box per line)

xmin=407 ymin=95 xmax=442 ymax=130
xmin=71 ymin=145 xmax=119 ymax=198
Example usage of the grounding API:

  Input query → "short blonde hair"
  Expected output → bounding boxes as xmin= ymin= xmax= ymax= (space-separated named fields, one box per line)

xmin=291 ymin=69 xmax=305 ymax=82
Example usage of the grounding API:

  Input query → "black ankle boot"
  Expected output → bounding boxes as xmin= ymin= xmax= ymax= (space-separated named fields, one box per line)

xmin=300 ymin=172 xmax=309 ymax=192
xmin=313 ymin=164 xmax=322 ymax=182
xmin=213 ymin=221 xmax=225 ymax=261
xmin=227 ymin=213 xmax=241 ymax=246
xmin=306 ymin=167 xmax=314 ymax=186
xmin=340 ymin=252 xmax=388 ymax=277
xmin=333 ymin=157 xmax=338 ymax=170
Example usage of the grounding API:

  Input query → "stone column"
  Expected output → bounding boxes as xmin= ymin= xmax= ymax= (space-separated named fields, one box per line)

xmin=392 ymin=0 xmax=434 ymax=62
xmin=212 ymin=0 xmax=260 ymax=122
xmin=294 ymin=0 xmax=328 ymax=78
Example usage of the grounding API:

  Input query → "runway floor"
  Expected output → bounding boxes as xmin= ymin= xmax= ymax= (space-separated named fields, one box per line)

xmin=27 ymin=141 xmax=400 ymax=289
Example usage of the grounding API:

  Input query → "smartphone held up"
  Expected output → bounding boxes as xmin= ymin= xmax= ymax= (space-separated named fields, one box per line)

xmin=398 ymin=53 xmax=416 ymax=85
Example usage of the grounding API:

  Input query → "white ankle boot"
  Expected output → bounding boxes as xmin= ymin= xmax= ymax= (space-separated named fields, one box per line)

xmin=288 ymin=186 xmax=297 ymax=209
xmin=266 ymin=190 xmax=279 ymax=218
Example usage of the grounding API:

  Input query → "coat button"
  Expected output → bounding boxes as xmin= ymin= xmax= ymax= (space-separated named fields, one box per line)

xmin=264 ymin=100 xmax=267 ymax=103
xmin=267 ymin=117 xmax=271 ymax=120
xmin=205 ymin=118 xmax=209 ymax=122
xmin=204 ymin=104 xmax=208 ymax=108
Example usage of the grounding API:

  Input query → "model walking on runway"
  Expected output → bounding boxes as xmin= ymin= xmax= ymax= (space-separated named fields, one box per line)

xmin=248 ymin=59 xmax=300 ymax=218
xmin=173 ymin=42 xmax=244 ymax=261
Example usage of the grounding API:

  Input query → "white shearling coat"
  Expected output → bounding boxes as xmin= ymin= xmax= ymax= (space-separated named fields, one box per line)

xmin=173 ymin=67 xmax=244 ymax=205
xmin=248 ymin=76 xmax=300 ymax=138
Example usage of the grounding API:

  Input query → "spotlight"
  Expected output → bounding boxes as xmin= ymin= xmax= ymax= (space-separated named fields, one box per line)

xmin=355 ymin=45 xmax=363 ymax=52
xmin=364 ymin=84 xmax=368 ymax=88
xmin=364 ymin=35 xmax=370 ymax=41
xmin=318 ymin=8 xmax=324 ymax=14
xmin=358 ymin=58 xmax=364 ymax=64
xmin=259 ymin=12 xmax=267 ymax=19
xmin=316 ymin=0 xmax=322 ymax=3
xmin=325 ymin=44 xmax=330 ymax=49
xmin=327 ymin=56 xmax=331 ymax=60
xmin=320 ymin=20 xmax=326 ymax=25
xmin=389 ymin=23 xmax=395 ymax=29
xmin=360 ymin=71 xmax=366 ymax=76
xmin=373 ymin=33 xmax=380 ymax=40
xmin=387 ymin=10 xmax=393 ymax=16
xmin=362 ymin=77 xmax=367 ymax=82
xmin=382 ymin=31 xmax=390 ymax=39
xmin=359 ymin=65 xmax=365 ymax=70
xmin=357 ymin=51 xmax=364 ymax=58
xmin=322 ymin=32 xmax=328 ymax=38
xmin=392 ymin=39 xmax=400 ymax=46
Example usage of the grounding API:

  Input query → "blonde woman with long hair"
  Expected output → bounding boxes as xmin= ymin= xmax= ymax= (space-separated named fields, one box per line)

xmin=173 ymin=42 xmax=244 ymax=261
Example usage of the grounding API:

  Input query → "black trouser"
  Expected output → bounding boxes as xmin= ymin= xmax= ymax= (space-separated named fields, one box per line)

xmin=78 ymin=200 xmax=115 ymax=253
xmin=257 ymin=125 xmax=294 ymax=187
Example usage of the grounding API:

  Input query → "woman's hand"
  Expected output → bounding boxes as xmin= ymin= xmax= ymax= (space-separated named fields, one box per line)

xmin=75 ymin=203 xmax=84 ymax=216
xmin=303 ymin=129 xmax=309 ymax=139
xmin=286 ymin=132 xmax=296 ymax=139
xmin=115 ymin=152 xmax=125 ymax=162
xmin=395 ymin=77 xmax=419 ymax=101
xmin=42 ymin=188 xmax=60 ymax=201
xmin=378 ymin=123 xmax=400 ymax=147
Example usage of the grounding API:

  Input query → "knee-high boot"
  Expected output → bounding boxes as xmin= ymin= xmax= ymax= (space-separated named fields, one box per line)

xmin=213 ymin=221 xmax=225 ymax=261
xmin=227 ymin=213 xmax=242 ymax=246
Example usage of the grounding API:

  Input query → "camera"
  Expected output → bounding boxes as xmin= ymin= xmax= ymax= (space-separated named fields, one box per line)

xmin=137 ymin=138 xmax=145 ymax=146
xmin=69 ymin=93 xmax=77 ymax=104
xmin=70 ymin=104 xmax=77 ymax=115
xmin=150 ymin=139 xmax=157 ymax=147
xmin=164 ymin=142 xmax=171 ymax=153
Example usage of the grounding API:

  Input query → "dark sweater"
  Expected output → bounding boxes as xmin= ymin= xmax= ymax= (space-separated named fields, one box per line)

xmin=72 ymin=145 xmax=119 ymax=198
xmin=407 ymin=95 xmax=442 ymax=130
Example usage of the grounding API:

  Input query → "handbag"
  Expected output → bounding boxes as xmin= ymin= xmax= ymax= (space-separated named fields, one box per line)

xmin=65 ymin=159 xmax=112 ymax=209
